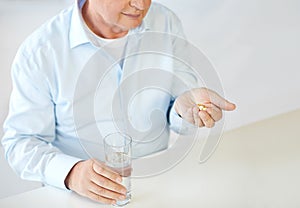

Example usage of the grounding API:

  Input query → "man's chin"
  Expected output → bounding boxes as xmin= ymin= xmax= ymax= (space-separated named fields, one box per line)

xmin=120 ymin=22 xmax=143 ymax=31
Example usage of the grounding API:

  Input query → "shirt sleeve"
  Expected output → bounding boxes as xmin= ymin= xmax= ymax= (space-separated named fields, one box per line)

xmin=2 ymin=47 xmax=82 ymax=190
xmin=168 ymin=100 xmax=197 ymax=134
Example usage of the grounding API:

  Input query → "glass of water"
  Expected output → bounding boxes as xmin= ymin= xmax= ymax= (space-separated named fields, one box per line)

xmin=104 ymin=132 xmax=132 ymax=206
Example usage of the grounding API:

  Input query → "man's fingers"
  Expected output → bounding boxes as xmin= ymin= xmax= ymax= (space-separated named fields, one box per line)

xmin=87 ymin=190 xmax=116 ymax=205
xmin=89 ymin=181 xmax=126 ymax=202
xmin=196 ymin=102 xmax=222 ymax=124
xmin=90 ymin=173 xmax=127 ymax=195
xmin=208 ymin=90 xmax=236 ymax=111
xmin=193 ymin=106 xmax=204 ymax=127
xmin=198 ymin=110 xmax=215 ymax=128
xmin=197 ymin=88 xmax=236 ymax=111
xmin=92 ymin=161 xmax=127 ymax=195
xmin=92 ymin=160 xmax=122 ymax=183
xmin=65 ymin=159 xmax=129 ymax=205
xmin=206 ymin=104 xmax=222 ymax=122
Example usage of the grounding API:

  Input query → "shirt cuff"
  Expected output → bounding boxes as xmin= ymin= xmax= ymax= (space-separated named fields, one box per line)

xmin=169 ymin=103 xmax=197 ymax=134
xmin=44 ymin=153 xmax=82 ymax=190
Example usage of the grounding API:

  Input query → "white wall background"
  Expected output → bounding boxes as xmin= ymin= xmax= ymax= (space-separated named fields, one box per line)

xmin=159 ymin=0 xmax=300 ymax=129
xmin=0 ymin=0 xmax=299 ymax=198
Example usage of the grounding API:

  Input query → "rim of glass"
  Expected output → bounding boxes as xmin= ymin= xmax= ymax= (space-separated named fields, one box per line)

xmin=103 ymin=132 xmax=132 ymax=147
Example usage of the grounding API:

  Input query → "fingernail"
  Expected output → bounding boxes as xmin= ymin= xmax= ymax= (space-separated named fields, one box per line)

xmin=116 ymin=177 xmax=122 ymax=183
xmin=119 ymin=195 xmax=126 ymax=200
xmin=122 ymin=189 xmax=127 ymax=195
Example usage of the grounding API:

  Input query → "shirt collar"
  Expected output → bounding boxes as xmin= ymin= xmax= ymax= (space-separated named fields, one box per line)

xmin=69 ymin=0 xmax=150 ymax=49
xmin=69 ymin=0 xmax=90 ymax=48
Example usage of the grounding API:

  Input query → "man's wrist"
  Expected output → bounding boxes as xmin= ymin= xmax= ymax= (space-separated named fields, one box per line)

xmin=64 ymin=160 xmax=82 ymax=190
xmin=173 ymin=99 xmax=182 ymax=117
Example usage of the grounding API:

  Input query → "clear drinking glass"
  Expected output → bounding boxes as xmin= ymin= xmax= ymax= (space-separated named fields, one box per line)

xmin=104 ymin=132 xmax=132 ymax=207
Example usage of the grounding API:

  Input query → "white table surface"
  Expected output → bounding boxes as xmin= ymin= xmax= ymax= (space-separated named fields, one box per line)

xmin=1 ymin=109 xmax=300 ymax=208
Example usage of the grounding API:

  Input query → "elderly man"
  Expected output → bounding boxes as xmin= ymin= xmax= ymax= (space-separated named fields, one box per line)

xmin=2 ymin=0 xmax=235 ymax=205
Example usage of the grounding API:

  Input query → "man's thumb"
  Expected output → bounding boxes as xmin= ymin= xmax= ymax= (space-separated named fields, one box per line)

xmin=209 ymin=90 xmax=236 ymax=111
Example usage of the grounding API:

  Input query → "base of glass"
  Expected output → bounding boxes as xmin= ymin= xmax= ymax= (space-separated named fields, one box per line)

xmin=113 ymin=193 xmax=131 ymax=207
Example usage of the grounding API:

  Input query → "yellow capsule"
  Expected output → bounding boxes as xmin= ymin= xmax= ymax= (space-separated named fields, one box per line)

xmin=197 ymin=104 xmax=207 ymax=111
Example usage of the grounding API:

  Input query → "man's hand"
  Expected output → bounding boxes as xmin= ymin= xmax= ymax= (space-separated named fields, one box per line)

xmin=64 ymin=159 xmax=127 ymax=205
xmin=174 ymin=88 xmax=236 ymax=128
